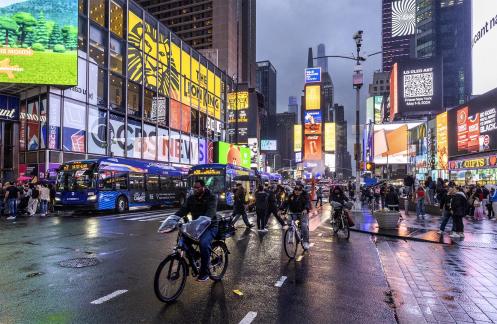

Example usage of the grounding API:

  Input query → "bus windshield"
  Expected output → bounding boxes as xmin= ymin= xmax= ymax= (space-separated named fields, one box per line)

xmin=191 ymin=175 xmax=225 ymax=193
xmin=56 ymin=167 xmax=95 ymax=191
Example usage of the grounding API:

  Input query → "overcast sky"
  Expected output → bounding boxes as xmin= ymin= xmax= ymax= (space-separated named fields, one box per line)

xmin=256 ymin=0 xmax=382 ymax=162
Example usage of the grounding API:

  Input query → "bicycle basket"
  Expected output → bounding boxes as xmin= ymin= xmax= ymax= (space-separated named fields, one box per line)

xmin=180 ymin=216 xmax=211 ymax=242
xmin=216 ymin=214 xmax=235 ymax=239
xmin=331 ymin=201 xmax=343 ymax=209
xmin=158 ymin=215 xmax=181 ymax=233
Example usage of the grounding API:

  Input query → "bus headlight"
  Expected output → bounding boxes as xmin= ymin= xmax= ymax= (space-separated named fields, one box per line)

xmin=55 ymin=197 xmax=61 ymax=202
xmin=219 ymin=193 xmax=226 ymax=200
xmin=87 ymin=194 xmax=97 ymax=201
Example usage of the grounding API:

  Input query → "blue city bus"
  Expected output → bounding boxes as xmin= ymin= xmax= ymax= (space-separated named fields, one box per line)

xmin=188 ymin=164 xmax=256 ymax=208
xmin=55 ymin=157 xmax=188 ymax=213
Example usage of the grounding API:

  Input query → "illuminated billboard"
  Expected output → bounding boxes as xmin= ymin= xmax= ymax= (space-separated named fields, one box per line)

xmin=227 ymin=91 xmax=249 ymax=144
xmin=304 ymin=135 xmax=322 ymax=161
xmin=436 ymin=112 xmax=448 ymax=170
xmin=260 ymin=140 xmax=277 ymax=151
xmin=472 ymin=0 xmax=497 ymax=95
xmin=304 ymin=111 xmax=322 ymax=135
xmin=294 ymin=124 xmax=302 ymax=152
xmin=305 ymin=67 xmax=321 ymax=83
xmin=391 ymin=0 xmax=416 ymax=37
xmin=389 ymin=58 xmax=442 ymax=118
xmin=373 ymin=123 xmax=421 ymax=164
xmin=228 ymin=92 xmax=249 ymax=110
xmin=324 ymin=153 xmax=336 ymax=170
xmin=0 ymin=0 xmax=78 ymax=86
xmin=374 ymin=96 xmax=383 ymax=124
xmin=324 ymin=122 xmax=335 ymax=152
xmin=305 ymin=85 xmax=321 ymax=110
xmin=215 ymin=141 xmax=251 ymax=169
xmin=448 ymin=88 xmax=497 ymax=158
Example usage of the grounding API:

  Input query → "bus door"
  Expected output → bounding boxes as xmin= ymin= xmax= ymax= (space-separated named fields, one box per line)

xmin=129 ymin=173 xmax=146 ymax=206
xmin=158 ymin=175 xmax=176 ymax=205
xmin=145 ymin=174 xmax=160 ymax=205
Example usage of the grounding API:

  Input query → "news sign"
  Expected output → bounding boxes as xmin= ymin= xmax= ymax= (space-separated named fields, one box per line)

xmin=305 ymin=67 xmax=321 ymax=83
xmin=260 ymin=140 xmax=277 ymax=151
xmin=448 ymin=88 xmax=497 ymax=157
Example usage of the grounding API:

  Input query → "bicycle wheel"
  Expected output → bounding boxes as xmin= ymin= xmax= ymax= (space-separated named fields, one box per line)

xmin=209 ymin=241 xmax=229 ymax=281
xmin=330 ymin=214 xmax=339 ymax=234
xmin=337 ymin=215 xmax=350 ymax=240
xmin=284 ymin=227 xmax=298 ymax=259
xmin=154 ymin=255 xmax=188 ymax=303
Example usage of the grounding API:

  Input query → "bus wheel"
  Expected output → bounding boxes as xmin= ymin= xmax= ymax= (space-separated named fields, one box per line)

xmin=116 ymin=196 xmax=128 ymax=213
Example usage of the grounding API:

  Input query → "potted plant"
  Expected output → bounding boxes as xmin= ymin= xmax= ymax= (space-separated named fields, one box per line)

xmin=373 ymin=209 xmax=400 ymax=229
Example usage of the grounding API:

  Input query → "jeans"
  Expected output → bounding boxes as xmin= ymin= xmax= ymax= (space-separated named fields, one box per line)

xmin=198 ymin=226 xmax=218 ymax=277
xmin=8 ymin=198 xmax=17 ymax=216
xmin=315 ymin=197 xmax=323 ymax=207
xmin=288 ymin=212 xmax=309 ymax=243
xmin=256 ymin=208 xmax=267 ymax=229
xmin=232 ymin=210 xmax=251 ymax=227
xmin=440 ymin=210 xmax=454 ymax=232
xmin=40 ymin=200 xmax=48 ymax=215
xmin=416 ymin=199 xmax=425 ymax=217
xmin=493 ymin=202 xmax=497 ymax=218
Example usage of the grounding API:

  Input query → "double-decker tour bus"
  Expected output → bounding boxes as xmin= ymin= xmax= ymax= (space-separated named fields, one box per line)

xmin=55 ymin=157 xmax=188 ymax=213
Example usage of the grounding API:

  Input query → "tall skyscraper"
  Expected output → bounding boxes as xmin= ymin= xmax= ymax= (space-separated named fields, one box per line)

xmin=330 ymin=104 xmax=352 ymax=178
xmin=382 ymin=0 xmax=416 ymax=72
xmin=288 ymin=96 xmax=299 ymax=123
xmin=317 ymin=43 xmax=328 ymax=73
xmin=415 ymin=0 xmax=471 ymax=107
xmin=135 ymin=0 xmax=256 ymax=87
xmin=256 ymin=61 xmax=277 ymax=116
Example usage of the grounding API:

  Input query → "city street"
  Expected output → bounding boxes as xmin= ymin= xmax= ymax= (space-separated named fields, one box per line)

xmin=0 ymin=206 xmax=398 ymax=324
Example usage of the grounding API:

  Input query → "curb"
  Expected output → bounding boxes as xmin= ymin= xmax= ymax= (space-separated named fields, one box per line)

xmin=349 ymin=227 xmax=447 ymax=244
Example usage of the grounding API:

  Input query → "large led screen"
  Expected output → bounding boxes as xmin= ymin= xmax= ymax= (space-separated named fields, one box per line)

xmin=390 ymin=58 xmax=442 ymax=117
xmin=448 ymin=88 xmax=497 ymax=157
xmin=472 ymin=0 xmax=497 ymax=95
xmin=0 ymin=0 xmax=78 ymax=85
xmin=391 ymin=0 xmax=416 ymax=37
xmin=373 ymin=123 xmax=421 ymax=164
xmin=304 ymin=135 xmax=322 ymax=161
xmin=215 ymin=141 xmax=251 ymax=169
xmin=304 ymin=111 xmax=322 ymax=135
xmin=305 ymin=85 xmax=320 ymax=110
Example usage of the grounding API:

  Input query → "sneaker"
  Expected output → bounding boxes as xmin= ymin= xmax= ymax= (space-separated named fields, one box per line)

xmin=449 ymin=232 xmax=460 ymax=238
xmin=196 ymin=274 xmax=209 ymax=282
xmin=437 ymin=230 xmax=444 ymax=235
xmin=458 ymin=232 xmax=465 ymax=238
xmin=6 ymin=216 xmax=16 ymax=220
xmin=303 ymin=242 xmax=310 ymax=250
xmin=248 ymin=224 xmax=255 ymax=228
xmin=262 ymin=228 xmax=269 ymax=232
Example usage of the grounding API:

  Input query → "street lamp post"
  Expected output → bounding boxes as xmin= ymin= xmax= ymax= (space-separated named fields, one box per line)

xmin=352 ymin=30 xmax=363 ymax=211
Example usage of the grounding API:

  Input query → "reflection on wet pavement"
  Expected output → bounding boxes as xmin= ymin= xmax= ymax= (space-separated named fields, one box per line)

xmin=376 ymin=238 xmax=497 ymax=323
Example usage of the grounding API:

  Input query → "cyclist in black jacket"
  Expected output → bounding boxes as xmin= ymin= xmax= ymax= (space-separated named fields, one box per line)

xmin=281 ymin=184 xmax=311 ymax=250
xmin=175 ymin=180 xmax=219 ymax=282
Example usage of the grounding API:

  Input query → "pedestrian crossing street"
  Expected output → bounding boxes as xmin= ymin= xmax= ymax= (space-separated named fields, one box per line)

xmin=98 ymin=209 xmax=248 ymax=223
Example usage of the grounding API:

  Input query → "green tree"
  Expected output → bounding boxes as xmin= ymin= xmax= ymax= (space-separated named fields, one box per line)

xmin=62 ymin=25 xmax=77 ymax=50
xmin=24 ymin=27 xmax=34 ymax=47
xmin=12 ymin=12 xmax=36 ymax=45
xmin=48 ymin=23 xmax=63 ymax=48
xmin=33 ymin=12 xmax=49 ymax=47
xmin=0 ymin=16 xmax=19 ymax=47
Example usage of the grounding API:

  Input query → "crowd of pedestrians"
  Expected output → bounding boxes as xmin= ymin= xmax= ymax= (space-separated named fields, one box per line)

xmin=0 ymin=181 xmax=56 ymax=220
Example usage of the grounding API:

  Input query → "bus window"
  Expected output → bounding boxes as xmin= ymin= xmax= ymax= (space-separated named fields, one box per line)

xmin=129 ymin=173 xmax=145 ymax=190
xmin=114 ymin=172 xmax=128 ymax=190
xmin=98 ymin=171 xmax=113 ymax=190
xmin=146 ymin=175 xmax=159 ymax=190
xmin=159 ymin=176 xmax=171 ymax=190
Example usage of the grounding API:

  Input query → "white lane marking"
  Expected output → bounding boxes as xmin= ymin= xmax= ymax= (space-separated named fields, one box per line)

xmin=90 ymin=290 xmax=128 ymax=305
xmin=126 ymin=214 xmax=170 ymax=221
xmin=274 ymin=276 xmax=287 ymax=287
xmin=138 ymin=216 xmax=169 ymax=222
xmin=239 ymin=311 xmax=257 ymax=324
xmin=101 ymin=212 xmax=157 ymax=220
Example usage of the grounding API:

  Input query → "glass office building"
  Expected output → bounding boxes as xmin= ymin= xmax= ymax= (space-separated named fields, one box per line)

xmin=5 ymin=0 xmax=231 ymax=181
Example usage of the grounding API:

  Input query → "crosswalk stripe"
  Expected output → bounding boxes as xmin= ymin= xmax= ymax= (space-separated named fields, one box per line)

xmin=138 ymin=216 xmax=169 ymax=222
xmin=125 ymin=214 xmax=170 ymax=221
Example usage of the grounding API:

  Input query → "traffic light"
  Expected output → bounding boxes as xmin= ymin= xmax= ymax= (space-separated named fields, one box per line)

xmin=365 ymin=162 xmax=375 ymax=171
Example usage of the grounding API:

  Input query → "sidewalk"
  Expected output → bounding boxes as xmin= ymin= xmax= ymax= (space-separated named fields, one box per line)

xmin=352 ymin=208 xmax=497 ymax=247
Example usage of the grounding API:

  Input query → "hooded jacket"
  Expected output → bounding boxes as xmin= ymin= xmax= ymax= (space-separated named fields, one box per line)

xmin=450 ymin=191 xmax=467 ymax=217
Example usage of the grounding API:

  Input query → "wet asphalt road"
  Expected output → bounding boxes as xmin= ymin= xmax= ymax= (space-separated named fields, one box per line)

xmin=0 ymin=207 xmax=396 ymax=324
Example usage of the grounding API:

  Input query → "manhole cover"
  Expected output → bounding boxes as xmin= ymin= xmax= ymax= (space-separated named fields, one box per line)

xmin=59 ymin=257 xmax=99 ymax=268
